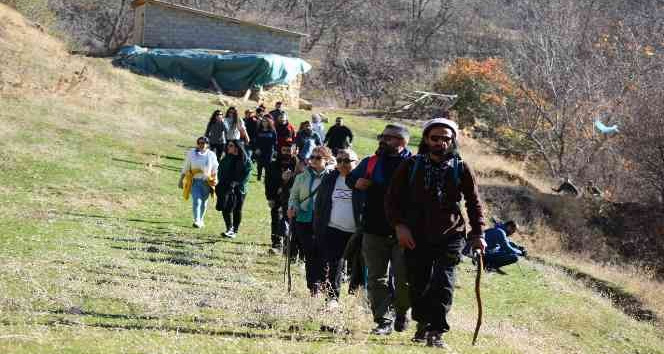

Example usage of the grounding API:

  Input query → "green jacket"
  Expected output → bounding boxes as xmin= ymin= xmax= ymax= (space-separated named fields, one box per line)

xmin=288 ymin=167 xmax=331 ymax=223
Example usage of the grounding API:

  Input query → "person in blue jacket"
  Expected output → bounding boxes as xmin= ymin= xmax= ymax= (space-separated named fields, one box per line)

xmin=483 ymin=221 xmax=526 ymax=271
xmin=254 ymin=117 xmax=278 ymax=181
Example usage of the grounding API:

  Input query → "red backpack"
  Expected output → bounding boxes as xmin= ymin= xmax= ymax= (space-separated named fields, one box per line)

xmin=365 ymin=155 xmax=379 ymax=179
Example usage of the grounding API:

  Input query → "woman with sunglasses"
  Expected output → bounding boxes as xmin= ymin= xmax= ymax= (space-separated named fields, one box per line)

xmin=215 ymin=140 xmax=252 ymax=238
xmin=312 ymin=149 xmax=360 ymax=306
xmin=288 ymin=146 xmax=335 ymax=296
xmin=205 ymin=109 xmax=227 ymax=162
xmin=178 ymin=136 xmax=219 ymax=228
xmin=224 ymin=106 xmax=249 ymax=145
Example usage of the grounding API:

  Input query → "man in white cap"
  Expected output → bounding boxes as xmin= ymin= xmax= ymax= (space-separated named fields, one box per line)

xmin=385 ymin=114 xmax=486 ymax=348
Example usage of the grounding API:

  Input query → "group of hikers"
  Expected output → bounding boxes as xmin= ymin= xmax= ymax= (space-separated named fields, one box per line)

xmin=178 ymin=103 xmax=527 ymax=348
xmin=178 ymin=102 xmax=353 ymax=236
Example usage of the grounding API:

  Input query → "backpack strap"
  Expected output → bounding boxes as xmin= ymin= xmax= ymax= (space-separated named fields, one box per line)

xmin=365 ymin=154 xmax=379 ymax=179
xmin=452 ymin=155 xmax=464 ymax=187
xmin=408 ymin=155 xmax=424 ymax=186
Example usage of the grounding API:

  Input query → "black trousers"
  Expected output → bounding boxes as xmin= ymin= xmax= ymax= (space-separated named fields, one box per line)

xmin=270 ymin=203 xmax=288 ymax=246
xmin=256 ymin=160 xmax=268 ymax=180
xmin=295 ymin=221 xmax=322 ymax=293
xmin=210 ymin=143 xmax=225 ymax=162
xmin=406 ymin=235 xmax=465 ymax=333
xmin=319 ymin=226 xmax=353 ymax=300
xmin=222 ymin=192 xmax=245 ymax=231
xmin=485 ymin=252 xmax=519 ymax=269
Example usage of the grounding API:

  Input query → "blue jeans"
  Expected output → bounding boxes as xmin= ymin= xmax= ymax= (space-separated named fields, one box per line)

xmin=191 ymin=178 xmax=210 ymax=222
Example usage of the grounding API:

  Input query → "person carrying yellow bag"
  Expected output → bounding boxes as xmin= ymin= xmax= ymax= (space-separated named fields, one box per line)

xmin=178 ymin=136 xmax=219 ymax=228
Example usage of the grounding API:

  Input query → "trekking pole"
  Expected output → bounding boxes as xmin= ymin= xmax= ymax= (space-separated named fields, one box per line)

xmin=284 ymin=218 xmax=294 ymax=293
xmin=472 ymin=249 xmax=483 ymax=346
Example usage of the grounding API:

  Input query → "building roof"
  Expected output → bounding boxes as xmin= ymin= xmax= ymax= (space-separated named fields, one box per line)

xmin=131 ymin=0 xmax=308 ymax=37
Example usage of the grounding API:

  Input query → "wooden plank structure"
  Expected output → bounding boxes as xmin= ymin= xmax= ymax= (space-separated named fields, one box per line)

xmin=389 ymin=91 xmax=459 ymax=119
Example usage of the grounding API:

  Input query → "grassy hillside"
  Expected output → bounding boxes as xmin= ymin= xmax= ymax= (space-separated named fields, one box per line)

xmin=1 ymin=4 xmax=663 ymax=353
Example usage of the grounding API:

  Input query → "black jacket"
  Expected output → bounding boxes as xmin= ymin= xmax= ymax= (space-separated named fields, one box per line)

xmin=346 ymin=149 xmax=412 ymax=236
xmin=265 ymin=157 xmax=297 ymax=204
xmin=313 ymin=170 xmax=363 ymax=239
xmin=324 ymin=125 xmax=353 ymax=150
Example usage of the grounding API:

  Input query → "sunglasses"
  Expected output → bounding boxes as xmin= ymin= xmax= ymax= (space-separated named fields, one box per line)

xmin=310 ymin=155 xmax=323 ymax=161
xmin=377 ymin=133 xmax=402 ymax=141
xmin=197 ymin=141 xmax=207 ymax=145
xmin=337 ymin=158 xmax=356 ymax=164
xmin=429 ymin=135 xmax=453 ymax=143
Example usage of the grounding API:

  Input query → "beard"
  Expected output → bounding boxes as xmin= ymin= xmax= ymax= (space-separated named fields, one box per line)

xmin=430 ymin=144 xmax=453 ymax=157
xmin=377 ymin=142 xmax=397 ymax=155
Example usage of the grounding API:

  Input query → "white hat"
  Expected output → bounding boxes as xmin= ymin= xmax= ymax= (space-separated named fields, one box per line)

xmin=423 ymin=118 xmax=459 ymax=138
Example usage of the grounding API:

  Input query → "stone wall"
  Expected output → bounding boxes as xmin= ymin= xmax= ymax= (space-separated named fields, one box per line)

xmin=136 ymin=2 xmax=301 ymax=57
xmin=250 ymin=75 xmax=302 ymax=108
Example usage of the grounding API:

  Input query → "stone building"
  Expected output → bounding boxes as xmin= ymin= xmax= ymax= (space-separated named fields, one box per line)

xmin=129 ymin=0 xmax=309 ymax=106
xmin=131 ymin=0 xmax=306 ymax=57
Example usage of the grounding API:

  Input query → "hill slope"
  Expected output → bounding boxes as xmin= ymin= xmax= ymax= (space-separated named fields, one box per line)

xmin=0 ymin=4 xmax=663 ymax=353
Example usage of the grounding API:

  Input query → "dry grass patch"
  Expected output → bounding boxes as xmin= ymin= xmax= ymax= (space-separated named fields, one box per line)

xmin=541 ymin=252 xmax=664 ymax=325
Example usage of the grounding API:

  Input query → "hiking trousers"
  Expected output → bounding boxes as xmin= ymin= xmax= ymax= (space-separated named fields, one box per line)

xmin=362 ymin=233 xmax=410 ymax=324
xmin=319 ymin=226 xmax=353 ymax=300
xmin=270 ymin=203 xmax=289 ymax=247
xmin=485 ymin=251 xmax=519 ymax=269
xmin=295 ymin=221 xmax=322 ymax=294
xmin=406 ymin=235 xmax=465 ymax=333
xmin=222 ymin=192 xmax=246 ymax=232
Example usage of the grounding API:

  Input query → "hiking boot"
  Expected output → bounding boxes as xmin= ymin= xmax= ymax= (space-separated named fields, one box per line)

xmin=494 ymin=267 xmax=508 ymax=275
xmin=412 ymin=322 xmax=428 ymax=343
xmin=394 ymin=313 xmax=409 ymax=332
xmin=426 ymin=331 xmax=448 ymax=348
xmin=370 ymin=320 xmax=392 ymax=335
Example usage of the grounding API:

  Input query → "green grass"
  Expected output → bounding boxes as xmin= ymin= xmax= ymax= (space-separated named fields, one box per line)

xmin=1 ymin=55 xmax=663 ymax=353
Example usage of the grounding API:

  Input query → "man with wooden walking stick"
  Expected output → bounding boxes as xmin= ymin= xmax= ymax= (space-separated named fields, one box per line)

xmin=385 ymin=116 xmax=486 ymax=348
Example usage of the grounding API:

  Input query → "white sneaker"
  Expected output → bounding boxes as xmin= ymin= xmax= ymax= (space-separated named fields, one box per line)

xmin=326 ymin=299 xmax=340 ymax=310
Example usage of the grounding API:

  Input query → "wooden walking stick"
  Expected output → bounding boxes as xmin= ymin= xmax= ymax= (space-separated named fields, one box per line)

xmin=472 ymin=249 xmax=483 ymax=346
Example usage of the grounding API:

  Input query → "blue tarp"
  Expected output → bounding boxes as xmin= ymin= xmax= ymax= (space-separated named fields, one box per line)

xmin=113 ymin=45 xmax=311 ymax=91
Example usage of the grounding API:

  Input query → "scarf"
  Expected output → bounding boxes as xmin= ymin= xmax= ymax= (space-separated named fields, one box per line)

xmin=423 ymin=154 xmax=454 ymax=204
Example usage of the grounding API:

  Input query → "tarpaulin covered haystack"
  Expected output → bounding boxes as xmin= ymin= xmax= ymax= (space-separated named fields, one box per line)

xmin=113 ymin=45 xmax=311 ymax=91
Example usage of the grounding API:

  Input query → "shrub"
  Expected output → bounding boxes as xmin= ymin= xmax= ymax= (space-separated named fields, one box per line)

xmin=433 ymin=58 xmax=517 ymax=128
